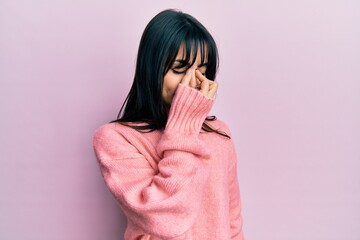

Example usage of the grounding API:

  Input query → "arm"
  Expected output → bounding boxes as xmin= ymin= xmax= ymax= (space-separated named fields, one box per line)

xmin=93 ymin=84 xmax=213 ymax=239
xmin=229 ymin=161 xmax=245 ymax=239
xmin=228 ymin=142 xmax=245 ymax=239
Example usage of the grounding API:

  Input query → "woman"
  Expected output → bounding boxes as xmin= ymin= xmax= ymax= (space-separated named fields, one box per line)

xmin=93 ymin=9 xmax=245 ymax=240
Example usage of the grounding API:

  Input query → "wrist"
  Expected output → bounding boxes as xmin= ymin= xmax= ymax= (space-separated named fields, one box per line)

xmin=165 ymin=84 xmax=214 ymax=133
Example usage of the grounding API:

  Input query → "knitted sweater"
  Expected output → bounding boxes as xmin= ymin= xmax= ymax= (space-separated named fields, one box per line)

xmin=92 ymin=84 xmax=245 ymax=240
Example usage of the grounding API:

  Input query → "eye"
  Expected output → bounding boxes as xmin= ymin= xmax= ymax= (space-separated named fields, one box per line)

xmin=172 ymin=68 xmax=187 ymax=74
xmin=171 ymin=64 xmax=189 ymax=74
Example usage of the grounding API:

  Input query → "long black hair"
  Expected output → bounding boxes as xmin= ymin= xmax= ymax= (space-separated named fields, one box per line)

xmin=110 ymin=9 xmax=229 ymax=138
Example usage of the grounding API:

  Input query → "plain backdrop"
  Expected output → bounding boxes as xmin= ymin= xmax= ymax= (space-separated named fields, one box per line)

xmin=1 ymin=0 xmax=359 ymax=239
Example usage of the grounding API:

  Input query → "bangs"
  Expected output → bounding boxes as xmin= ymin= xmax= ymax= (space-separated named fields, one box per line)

xmin=163 ymin=28 xmax=217 ymax=79
xmin=179 ymin=36 xmax=208 ymax=68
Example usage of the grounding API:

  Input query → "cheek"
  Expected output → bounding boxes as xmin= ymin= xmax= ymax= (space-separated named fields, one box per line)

xmin=163 ymin=74 xmax=182 ymax=94
xmin=162 ymin=73 xmax=183 ymax=105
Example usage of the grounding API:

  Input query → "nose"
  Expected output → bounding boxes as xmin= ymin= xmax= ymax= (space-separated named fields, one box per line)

xmin=189 ymin=65 xmax=197 ymax=71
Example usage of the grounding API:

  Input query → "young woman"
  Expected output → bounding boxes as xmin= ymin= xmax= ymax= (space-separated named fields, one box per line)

xmin=93 ymin=9 xmax=245 ymax=240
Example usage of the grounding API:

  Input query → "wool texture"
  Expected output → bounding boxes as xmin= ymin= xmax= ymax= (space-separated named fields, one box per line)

xmin=93 ymin=84 xmax=245 ymax=239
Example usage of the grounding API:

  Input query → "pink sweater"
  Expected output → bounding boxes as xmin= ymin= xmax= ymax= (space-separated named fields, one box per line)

xmin=93 ymin=84 xmax=245 ymax=239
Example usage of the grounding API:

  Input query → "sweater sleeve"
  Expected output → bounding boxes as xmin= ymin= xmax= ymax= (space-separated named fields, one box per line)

xmin=93 ymin=84 xmax=214 ymax=239
xmin=228 ymin=141 xmax=245 ymax=239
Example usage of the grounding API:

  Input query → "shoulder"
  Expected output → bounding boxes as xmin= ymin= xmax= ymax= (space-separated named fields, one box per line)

xmin=92 ymin=122 xmax=138 ymax=147
xmin=208 ymin=118 xmax=239 ymax=165
xmin=92 ymin=122 xmax=146 ymax=159
xmin=93 ymin=122 xmax=126 ymax=140
xmin=206 ymin=117 xmax=233 ymax=138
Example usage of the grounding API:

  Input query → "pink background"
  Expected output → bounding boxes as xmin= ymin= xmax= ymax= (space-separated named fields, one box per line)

xmin=1 ymin=0 xmax=359 ymax=239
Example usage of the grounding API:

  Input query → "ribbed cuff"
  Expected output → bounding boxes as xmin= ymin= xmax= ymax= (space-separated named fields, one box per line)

xmin=165 ymin=84 xmax=214 ymax=133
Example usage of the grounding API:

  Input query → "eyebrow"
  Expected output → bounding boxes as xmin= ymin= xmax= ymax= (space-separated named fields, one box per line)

xmin=174 ymin=59 xmax=208 ymax=67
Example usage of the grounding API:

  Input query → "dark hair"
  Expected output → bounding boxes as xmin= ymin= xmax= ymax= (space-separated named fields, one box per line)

xmin=110 ymin=9 xmax=230 ymax=138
